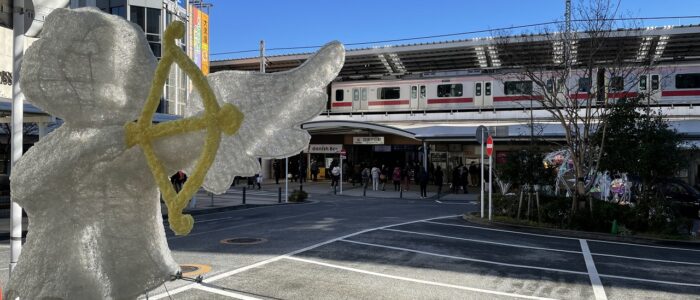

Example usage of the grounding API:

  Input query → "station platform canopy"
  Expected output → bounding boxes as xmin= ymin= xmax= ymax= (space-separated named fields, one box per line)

xmin=212 ymin=24 xmax=700 ymax=80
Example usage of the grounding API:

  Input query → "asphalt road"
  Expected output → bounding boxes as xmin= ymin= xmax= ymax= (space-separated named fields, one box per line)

xmin=144 ymin=196 xmax=700 ymax=300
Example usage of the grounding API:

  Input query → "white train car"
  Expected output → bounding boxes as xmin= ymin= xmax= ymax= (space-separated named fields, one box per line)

xmin=329 ymin=64 xmax=700 ymax=113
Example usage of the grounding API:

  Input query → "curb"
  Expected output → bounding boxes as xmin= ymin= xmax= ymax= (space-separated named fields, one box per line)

xmin=166 ymin=200 xmax=314 ymax=217
xmin=462 ymin=212 xmax=700 ymax=247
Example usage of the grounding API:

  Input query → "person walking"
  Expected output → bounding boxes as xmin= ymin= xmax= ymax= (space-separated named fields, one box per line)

xmin=331 ymin=163 xmax=340 ymax=189
xmin=371 ymin=165 xmax=381 ymax=191
xmin=434 ymin=166 xmax=444 ymax=196
xmin=418 ymin=168 xmax=429 ymax=198
xmin=452 ymin=166 xmax=460 ymax=193
xmin=310 ymin=160 xmax=319 ymax=181
xmin=298 ymin=158 xmax=306 ymax=183
xmin=361 ymin=165 xmax=370 ymax=189
xmin=460 ymin=164 xmax=469 ymax=194
xmin=469 ymin=162 xmax=478 ymax=187
xmin=392 ymin=166 xmax=402 ymax=191
xmin=381 ymin=164 xmax=389 ymax=191
xmin=273 ymin=159 xmax=281 ymax=184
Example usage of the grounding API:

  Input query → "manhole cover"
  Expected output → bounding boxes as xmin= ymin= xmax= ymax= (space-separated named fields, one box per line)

xmin=179 ymin=264 xmax=212 ymax=277
xmin=220 ymin=237 xmax=267 ymax=245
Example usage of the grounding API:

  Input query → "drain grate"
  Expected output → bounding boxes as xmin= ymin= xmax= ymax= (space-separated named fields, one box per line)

xmin=220 ymin=237 xmax=267 ymax=245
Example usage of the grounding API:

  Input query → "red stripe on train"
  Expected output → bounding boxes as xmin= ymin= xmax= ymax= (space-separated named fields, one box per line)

xmin=331 ymin=102 xmax=352 ymax=107
xmin=607 ymin=92 xmax=639 ymax=98
xmin=493 ymin=95 xmax=544 ymax=101
xmin=662 ymin=90 xmax=700 ymax=96
xmin=427 ymin=97 xmax=473 ymax=104
xmin=368 ymin=100 xmax=410 ymax=106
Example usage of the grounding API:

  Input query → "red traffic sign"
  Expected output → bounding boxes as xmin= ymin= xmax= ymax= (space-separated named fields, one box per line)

xmin=486 ymin=136 xmax=494 ymax=157
xmin=340 ymin=149 xmax=347 ymax=155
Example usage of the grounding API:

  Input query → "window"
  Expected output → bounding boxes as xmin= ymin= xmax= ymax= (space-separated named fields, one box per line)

xmin=420 ymin=85 xmax=426 ymax=98
xmin=475 ymin=83 xmax=482 ymax=96
xmin=361 ymin=88 xmax=367 ymax=100
xmin=130 ymin=6 xmax=145 ymax=30
xmin=546 ymin=79 xmax=555 ymax=94
xmin=335 ymin=90 xmax=344 ymax=101
xmin=377 ymin=87 xmax=401 ymax=99
xmin=504 ymin=81 xmax=532 ymax=95
xmin=411 ymin=86 xmax=417 ymax=99
xmin=676 ymin=73 xmax=700 ymax=89
xmin=639 ymin=75 xmax=647 ymax=91
xmin=609 ymin=76 xmax=624 ymax=92
xmin=485 ymin=82 xmax=491 ymax=96
xmin=130 ymin=6 xmax=162 ymax=57
xmin=578 ymin=77 xmax=592 ymax=93
xmin=352 ymin=89 xmax=359 ymax=101
xmin=651 ymin=75 xmax=659 ymax=90
xmin=437 ymin=84 xmax=463 ymax=98
xmin=111 ymin=6 xmax=126 ymax=18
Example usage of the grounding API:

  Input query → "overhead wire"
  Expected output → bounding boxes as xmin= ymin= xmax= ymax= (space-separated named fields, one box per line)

xmin=211 ymin=15 xmax=700 ymax=57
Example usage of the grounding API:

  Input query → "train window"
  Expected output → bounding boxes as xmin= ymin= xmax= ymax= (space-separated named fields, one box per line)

xmin=609 ymin=76 xmax=624 ymax=92
xmin=361 ymin=88 xmax=368 ymax=100
xmin=475 ymin=83 xmax=482 ymax=96
xmin=578 ymin=77 xmax=592 ymax=93
xmin=411 ymin=86 xmax=417 ymax=99
xmin=335 ymin=90 xmax=344 ymax=101
xmin=504 ymin=81 xmax=532 ymax=95
xmin=437 ymin=84 xmax=463 ymax=97
xmin=651 ymin=75 xmax=659 ymax=90
xmin=485 ymin=82 xmax=491 ymax=96
xmin=639 ymin=75 xmax=647 ymax=91
xmin=676 ymin=73 xmax=700 ymax=89
xmin=546 ymin=79 xmax=555 ymax=94
xmin=421 ymin=86 xmax=426 ymax=98
xmin=353 ymin=89 xmax=360 ymax=101
xmin=377 ymin=87 xmax=401 ymax=99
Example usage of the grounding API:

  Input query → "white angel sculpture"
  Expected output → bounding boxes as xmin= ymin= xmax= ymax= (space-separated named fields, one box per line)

xmin=6 ymin=8 xmax=344 ymax=299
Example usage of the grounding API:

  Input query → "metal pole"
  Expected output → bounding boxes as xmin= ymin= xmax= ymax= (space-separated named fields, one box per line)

xmin=480 ymin=131 xmax=484 ymax=218
xmin=259 ymin=40 xmax=265 ymax=73
xmin=285 ymin=157 xmax=288 ymax=202
xmin=339 ymin=156 xmax=343 ymax=194
xmin=422 ymin=141 xmax=428 ymax=173
xmin=10 ymin=0 xmax=25 ymax=274
xmin=489 ymin=153 xmax=493 ymax=221
xmin=242 ymin=187 xmax=246 ymax=204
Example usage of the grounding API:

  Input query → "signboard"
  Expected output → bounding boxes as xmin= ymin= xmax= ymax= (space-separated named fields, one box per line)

xmin=373 ymin=145 xmax=392 ymax=152
xmin=486 ymin=136 xmax=494 ymax=157
xmin=476 ymin=125 xmax=489 ymax=144
xmin=308 ymin=144 xmax=343 ymax=154
xmin=353 ymin=136 xmax=384 ymax=145
xmin=340 ymin=149 xmax=346 ymax=159
xmin=188 ymin=4 xmax=209 ymax=74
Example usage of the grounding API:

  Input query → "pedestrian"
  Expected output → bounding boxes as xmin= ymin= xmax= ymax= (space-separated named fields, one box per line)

xmin=361 ymin=165 xmax=370 ymax=189
xmin=331 ymin=163 xmax=340 ymax=189
xmin=452 ymin=166 xmax=460 ymax=193
xmin=469 ymin=162 xmax=478 ymax=187
xmin=171 ymin=171 xmax=186 ymax=193
xmin=273 ymin=159 xmax=281 ymax=184
xmin=255 ymin=173 xmax=262 ymax=190
xmin=434 ymin=166 xmax=444 ymax=196
xmin=371 ymin=165 xmax=380 ymax=191
xmin=381 ymin=164 xmax=389 ymax=191
xmin=418 ymin=168 xmax=429 ymax=198
xmin=298 ymin=158 xmax=306 ymax=183
xmin=392 ymin=166 xmax=402 ymax=191
xmin=310 ymin=160 xmax=319 ymax=181
xmin=460 ymin=164 xmax=469 ymax=194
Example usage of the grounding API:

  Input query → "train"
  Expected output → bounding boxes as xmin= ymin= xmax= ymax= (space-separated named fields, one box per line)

xmin=329 ymin=64 xmax=700 ymax=113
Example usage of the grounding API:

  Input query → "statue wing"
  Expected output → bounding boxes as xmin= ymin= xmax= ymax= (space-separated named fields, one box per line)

xmin=186 ymin=42 xmax=345 ymax=193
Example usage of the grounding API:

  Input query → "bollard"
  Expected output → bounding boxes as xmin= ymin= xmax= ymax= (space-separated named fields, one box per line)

xmin=242 ymin=187 xmax=246 ymax=204
xmin=209 ymin=192 xmax=214 ymax=207
xmin=278 ymin=187 xmax=282 ymax=203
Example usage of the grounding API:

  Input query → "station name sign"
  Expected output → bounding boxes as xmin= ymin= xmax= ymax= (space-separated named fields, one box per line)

xmin=308 ymin=144 xmax=343 ymax=154
xmin=353 ymin=136 xmax=384 ymax=145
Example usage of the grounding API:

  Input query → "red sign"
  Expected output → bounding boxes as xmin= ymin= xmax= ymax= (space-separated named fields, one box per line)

xmin=340 ymin=149 xmax=347 ymax=155
xmin=486 ymin=136 xmax=493 ymax=157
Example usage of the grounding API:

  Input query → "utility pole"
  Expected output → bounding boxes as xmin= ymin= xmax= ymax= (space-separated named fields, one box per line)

xmin=259 ymin=40 xmax=265 ymax=73
xmin=10 ymin=0 xmax=25 ymax=274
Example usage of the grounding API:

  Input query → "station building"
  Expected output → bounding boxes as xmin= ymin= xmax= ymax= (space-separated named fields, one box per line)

xmin=211 ymin=25 xmax=700 ymax=185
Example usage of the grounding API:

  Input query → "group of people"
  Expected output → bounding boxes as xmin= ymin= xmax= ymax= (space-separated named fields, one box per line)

xmin=450 ymin=162 xmax=483 ymax=194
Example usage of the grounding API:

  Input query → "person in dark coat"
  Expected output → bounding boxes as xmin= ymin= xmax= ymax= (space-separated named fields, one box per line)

xmin=273 ymin=159 xmax=281 ymax=184
xmin=469 ymin=162 xmax=478 ymax=187
xmin=418 ymin=168 xmax=429 ymax=198
xmin=434 ymin=166 xmax=444 ymax=196
xmin=452 ymin=166 xmax=460 ymax=193
xmin=460 ymin=165 xmax=469 ymax=194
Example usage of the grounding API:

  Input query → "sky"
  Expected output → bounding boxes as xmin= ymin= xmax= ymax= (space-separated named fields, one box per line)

xmin=205 ymin=0 xmax=700 ymax=60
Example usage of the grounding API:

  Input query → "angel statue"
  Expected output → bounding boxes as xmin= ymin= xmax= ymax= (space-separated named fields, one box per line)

xmin=6 ymin=8 xmax=344 ymax=299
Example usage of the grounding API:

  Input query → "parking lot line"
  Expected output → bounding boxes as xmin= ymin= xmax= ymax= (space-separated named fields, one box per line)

xmin=340 ymin=239 xmax=588 ymax=275
xmin=193 ymin=285 xmax=263 ymax=300
xmin=285 ymin=256 xmax=558 ymax=300
xmin=579 ymin=240 xmax=607 ymax=300
xmin=599 ymin=273 xmax=700 ymax=287
xmin=588 ymin=239 xmax=700 ymax=253
xmin=382 ymin=228 xmax=583 ymax=254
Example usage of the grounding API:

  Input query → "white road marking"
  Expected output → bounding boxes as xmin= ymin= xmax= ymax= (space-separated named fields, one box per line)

xmin=193 ymin=285 xmax=263 ymax=300
xmin=382 ymin=228 xmax=583 ymax=254
xmin=340 ymin=239 xmax=588 ymax=275
xmin=599 ymin=273 xmax=700 ymax=287
xmin=424 ymin=220 xmax=700 ymax=253
xmin=434 ymin=200 xmax=476 ymax=205
xmin=285 ymin=256 xmax=559 ymax=300
xmin=580 ymin=239 xmax=607 ymax=300
xmin=149 ymin=214 xmax=461 ymax=299
xmin=593 ymin=252 xmax=700 ymax=266
xmin=423 ymin=221 xmax=579 ymax=241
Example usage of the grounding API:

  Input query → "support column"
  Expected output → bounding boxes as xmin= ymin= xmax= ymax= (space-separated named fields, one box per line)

xmin=10 ymin=0 xmax=25 ymax=274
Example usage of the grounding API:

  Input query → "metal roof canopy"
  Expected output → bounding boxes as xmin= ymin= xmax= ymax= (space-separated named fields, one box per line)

xmin=212 ymin=25 xmax=700 ymax=80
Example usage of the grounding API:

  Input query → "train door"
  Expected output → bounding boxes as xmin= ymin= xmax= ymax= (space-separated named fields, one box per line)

xmin=361 ymin=87 xmax=368 ymax=109
xmin=410 ymin=85 xmax=427 ymax=109
xmin=638 ymin=74 xmax=660 ymax=103
xmin=352 ymin=88 xmax=360 ymax=110
xmin=474 ymin=81 xmax=493 ymax=107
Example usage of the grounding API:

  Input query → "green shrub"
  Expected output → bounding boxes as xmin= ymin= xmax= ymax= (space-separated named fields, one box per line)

xmin=289 ymin=190 xmax=308 ymax=203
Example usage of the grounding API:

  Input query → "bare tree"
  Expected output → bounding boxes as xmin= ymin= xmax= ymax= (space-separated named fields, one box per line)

xmin=495 ymin=0 xmax=661 ymax=213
